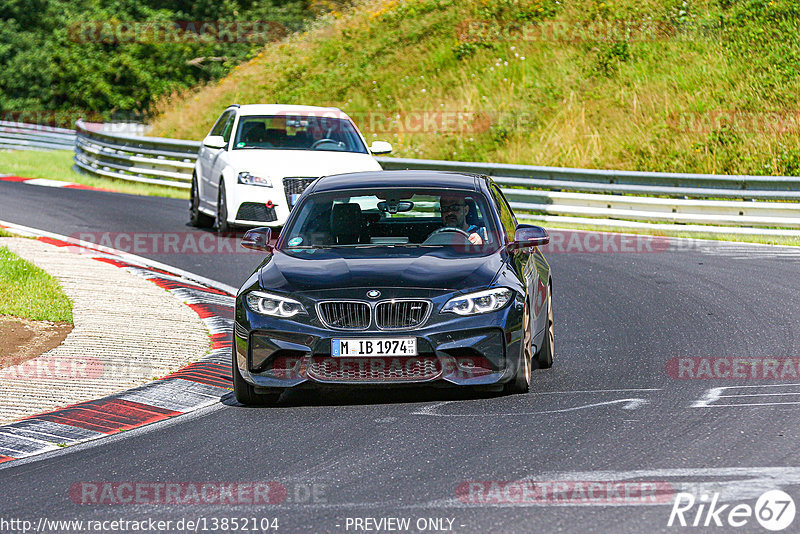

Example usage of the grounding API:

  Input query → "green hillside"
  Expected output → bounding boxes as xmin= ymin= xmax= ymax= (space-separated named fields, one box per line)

xmin=150 ymin=0 xmax=800 ymax=176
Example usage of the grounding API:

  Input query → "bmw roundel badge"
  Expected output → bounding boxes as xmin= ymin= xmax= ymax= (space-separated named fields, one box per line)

xmin=367 ymin=290 xmax=381 ymax=299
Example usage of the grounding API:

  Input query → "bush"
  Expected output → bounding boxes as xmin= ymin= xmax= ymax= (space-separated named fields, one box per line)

xmin=0 ymin=0 xmax=317 ymax=119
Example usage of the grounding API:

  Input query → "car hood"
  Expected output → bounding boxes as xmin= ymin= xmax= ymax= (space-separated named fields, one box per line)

xmin=228 ymin=150 xmax=382 ymax=178
xmin=259 ymin=247 xmax=504 ymax=294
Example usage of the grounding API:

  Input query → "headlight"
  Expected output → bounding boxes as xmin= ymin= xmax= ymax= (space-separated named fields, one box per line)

xmin=441 ymin=288 xmax=513 ymax=316
xmin=238 ymin=172 xmax=272 ymax=187
xmin=245 ymin=291 xmax=306 ymax=318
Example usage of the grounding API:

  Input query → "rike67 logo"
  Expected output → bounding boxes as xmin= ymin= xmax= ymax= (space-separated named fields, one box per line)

xmin=668 ymin=490 xmax=796 ymax=531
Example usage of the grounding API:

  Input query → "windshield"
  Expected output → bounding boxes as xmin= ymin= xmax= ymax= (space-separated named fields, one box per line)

xmin=279 ymin=188 xmax=501 ymax=255
xmin=232 ymin=114 xmax=368 ymax=153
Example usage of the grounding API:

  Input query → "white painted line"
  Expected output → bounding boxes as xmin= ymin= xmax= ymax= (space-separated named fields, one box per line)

xmin=719 ymin=392 xmax=800 ymax=398
xmin=693 ymin=384 xmax=800 ymax=407
xmin=701 ymin=402 xmax=800 ymax=407
xmin=531 ymin=388 xmax=661 ymax=395
xmin=0 ymin=420 xmax=101 ymax=443
xmin=0 ymin=219 xmax=237 ymax=295
xmin=22 ymin=178 xmax=72 ymax=188
xmin=0 ymin=429 xmax=63 ymax=447
xmin=693 ymin=387 xmax=724 ymax=407
xmin=711 ymin=383 xmax=800 ymax=389
xmin=413 ymin=398 xmax=650 ymax=417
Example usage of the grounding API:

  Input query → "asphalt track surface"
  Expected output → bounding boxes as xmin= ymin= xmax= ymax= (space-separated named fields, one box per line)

xmin=1 ymin=179 xmax=800 ymax=533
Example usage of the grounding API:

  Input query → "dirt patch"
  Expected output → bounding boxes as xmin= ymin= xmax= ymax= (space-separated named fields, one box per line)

xmin=0 ymin=316 xmax=72 ymax=369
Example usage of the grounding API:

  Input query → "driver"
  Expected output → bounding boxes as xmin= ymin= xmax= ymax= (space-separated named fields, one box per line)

xmin=439 ymin=195 xmax=485 ymax=245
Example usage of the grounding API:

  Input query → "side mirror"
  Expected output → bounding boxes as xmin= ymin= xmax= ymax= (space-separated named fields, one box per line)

xmin=369 ymin=141 xmax=393 ymax=155
xmin=508 ymin=224 xmax=549 ymax=251
xmin=203 ymin=135 xmax=227 ymax=150
xmin=241 ymin=227 xmax=272 ymax=252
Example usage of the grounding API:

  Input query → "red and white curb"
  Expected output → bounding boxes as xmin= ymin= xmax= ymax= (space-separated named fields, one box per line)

xmin=0 ymin=223 xmax=236 ymax=465
xmin=0 ymin=175 xmax=108 ymax=191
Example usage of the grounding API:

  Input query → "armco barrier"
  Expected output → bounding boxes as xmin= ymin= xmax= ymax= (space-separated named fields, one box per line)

xmin=376 ymin=157 xmax=800 ymax=200
xmin=5 ymin=120 xmax=800 ymax=232
xmin=0 ymin=121 xmax=76 ymax=152
xmin=377 ymin=159 xmax=800 ymax=229
xmin=73 ymin=120 xmax=197 ymax=189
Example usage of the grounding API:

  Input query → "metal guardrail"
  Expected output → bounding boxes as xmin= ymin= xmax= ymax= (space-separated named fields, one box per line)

xmin=376 ymin=157 xmax=800 ymax=200
xmin=0 ymin=121 xmax=75 ymax=151
xmin=6 ymin=120 xmax=800 ymax=231
xmin=377 ymin=157 xmax=800 ymax=229
xmin=74 ymin=120 xmax=197 ymax=189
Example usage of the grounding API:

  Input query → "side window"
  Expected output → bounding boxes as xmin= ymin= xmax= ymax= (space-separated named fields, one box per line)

xmin=221 ymin=114 xmax=236 ymax=143
xmin=210 ymin=110 xmax=234 ymax=137
xmin=208 ymin=110 xmax=234 ymax=135
xmin=490 ymin=184 xmax=517 ymax=240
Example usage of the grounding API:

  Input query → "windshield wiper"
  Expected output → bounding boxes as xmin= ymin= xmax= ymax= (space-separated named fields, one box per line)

xmin=287 ymin=244 xmax=440 ymax=250
xmin=353 ymin=244 xmax=444 ymax=249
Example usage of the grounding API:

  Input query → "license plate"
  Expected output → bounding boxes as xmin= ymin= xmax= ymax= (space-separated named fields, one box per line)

xmin=332 ymin=338 xmax=417 ymax=357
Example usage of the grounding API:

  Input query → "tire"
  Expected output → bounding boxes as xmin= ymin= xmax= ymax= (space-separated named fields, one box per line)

xmin=505 ymin=299 xmax=532 ymax=394
xmin=189 ymin=174 xmax=214 ymax=228
xmin=232 ymin=345 xmax=282 ymax=406
xmin=217 ymin=179 xmax=233 ymax=233
xmin=534 ymin=282 xmax=554 ymax=369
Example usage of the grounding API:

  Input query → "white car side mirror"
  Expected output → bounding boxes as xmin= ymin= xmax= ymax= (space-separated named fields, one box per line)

xmin=369 ymin=141 xmax=393 ymax=155
xmin=203 ymin=135 xmax=227 ymax=150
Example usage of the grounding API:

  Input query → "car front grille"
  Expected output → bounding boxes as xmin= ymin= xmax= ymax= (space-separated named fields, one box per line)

xmin=236 ymin=202 xmax=278 ymax=222
xmin=375 ymin=301 xmax=430 ymax=329
xmin=307 ymin=356 xmax=442 ymax=382
xmin=283 ymin=177 xmax=317 ymax=209
xmin=318 ymin=302 xmax=371 ymax=330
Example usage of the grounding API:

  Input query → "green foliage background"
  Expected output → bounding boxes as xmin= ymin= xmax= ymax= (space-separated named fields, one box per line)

xmin=0 ymin=0 xmax=318 ymax=121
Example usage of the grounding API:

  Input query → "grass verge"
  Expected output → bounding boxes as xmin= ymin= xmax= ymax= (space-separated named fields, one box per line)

xmin=0 ymin=150 xmax=188 ymax=199
xmin=0 ymin=245 xmax=73 ymax=323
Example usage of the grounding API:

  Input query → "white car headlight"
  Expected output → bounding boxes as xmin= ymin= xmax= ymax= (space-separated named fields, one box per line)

xmin=441 ymin=288 xmax=513 ymax=316
xmin=238 ymin=172 xmax=272 ymax=187
xmin=246 ymin=291 xmax=306 ymax=318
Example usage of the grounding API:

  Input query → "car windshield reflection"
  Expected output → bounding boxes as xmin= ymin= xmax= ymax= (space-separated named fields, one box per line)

xmin=280 ymin=188 xmax=502 ymax=256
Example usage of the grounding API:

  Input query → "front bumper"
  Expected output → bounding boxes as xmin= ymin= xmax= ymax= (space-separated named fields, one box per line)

xmin=227 ymin=182 xmax=290 ymax=228
xmin=234 ymin=294 xmax=525 ymax=389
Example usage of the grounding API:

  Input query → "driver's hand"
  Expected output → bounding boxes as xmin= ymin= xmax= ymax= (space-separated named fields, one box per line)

xmin=468 ymin=233 xmax=483 ymax=245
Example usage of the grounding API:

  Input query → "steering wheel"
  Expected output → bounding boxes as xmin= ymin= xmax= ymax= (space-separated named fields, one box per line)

xmin=311 ymin=138 xmax=342 ymax=149
xmin=422 ymin=226 xmax=471 ymax=245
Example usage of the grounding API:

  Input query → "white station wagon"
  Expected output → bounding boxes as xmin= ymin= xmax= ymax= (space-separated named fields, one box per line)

xmin=190 ymin=104 xmax=392 ymax=231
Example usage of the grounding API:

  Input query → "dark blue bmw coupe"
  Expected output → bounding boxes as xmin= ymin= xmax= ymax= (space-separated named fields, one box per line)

xmin=232 ymin=170 xmax=553 ymax=404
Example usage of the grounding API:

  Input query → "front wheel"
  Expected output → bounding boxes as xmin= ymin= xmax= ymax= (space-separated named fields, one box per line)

xmin=232 ymin=345 xmax=282 ymax=406
xmin=217 ymin=180 xmax=233 ymax=233
xmin=534 ymin=282 xmax=554 ymax=369
xmin=505 ymin=300 xmax=532 ymax=394
xmin=189 ymin=174 xmax=214 ymax=228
